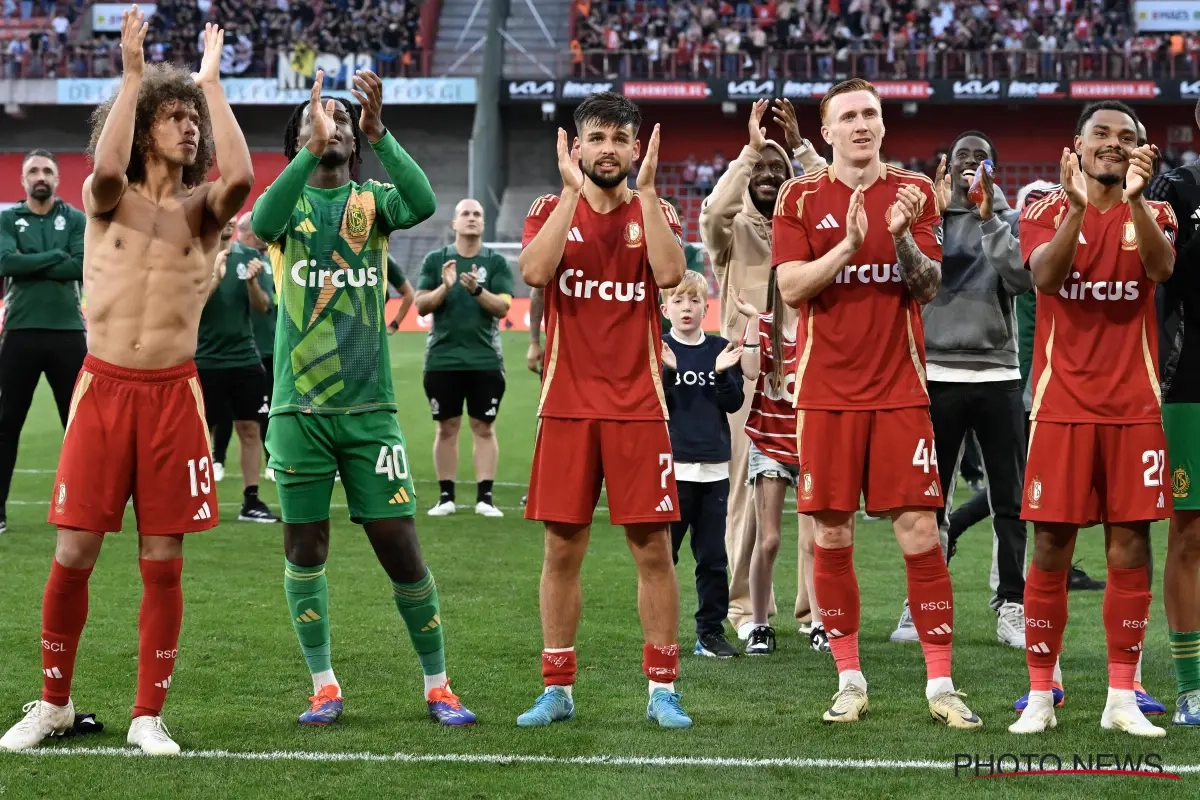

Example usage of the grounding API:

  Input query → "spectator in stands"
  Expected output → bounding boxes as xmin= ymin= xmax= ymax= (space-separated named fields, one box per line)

xmin=699 ymin=99 xmax=823 ymax=641
xmin=696 ymin=158 xmax=715 ymax=192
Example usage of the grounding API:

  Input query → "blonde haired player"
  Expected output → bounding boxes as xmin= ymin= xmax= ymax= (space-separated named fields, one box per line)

xmin=772 ymin=78 xmax=980 ymax=728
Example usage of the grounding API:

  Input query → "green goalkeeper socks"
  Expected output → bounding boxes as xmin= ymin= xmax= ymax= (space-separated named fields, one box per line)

xmin=392 ymin=569 xmax=446 ymax=677
xmin=1171 ymin=630 xmax=1200 ymax=694
xmin=285 ymin=560 xmax=333 ymax=676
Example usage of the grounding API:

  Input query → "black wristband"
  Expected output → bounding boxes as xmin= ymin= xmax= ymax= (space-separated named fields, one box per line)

xmin=470 ymin=284 xmax=483 ymax=297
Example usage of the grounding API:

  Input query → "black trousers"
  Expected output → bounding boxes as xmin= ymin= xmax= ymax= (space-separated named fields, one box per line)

xmin=670 ymin=478 xmax=731 ymax=638
xmin=929 ymin=380 xmax=1028 ymax=606
xmin=212 ymin=355 xmax=272 ymax=465
xmin=0 ymin=329 xmax=87 ymax=512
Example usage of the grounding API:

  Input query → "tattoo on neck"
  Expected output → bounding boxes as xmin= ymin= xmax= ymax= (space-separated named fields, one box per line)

xmin=894 ymin=232 xmax=940 ymax=303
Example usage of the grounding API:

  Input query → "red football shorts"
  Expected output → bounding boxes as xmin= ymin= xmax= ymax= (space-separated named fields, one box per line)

xmin=526 ymin=417 xmax=680 ymax=526
xmin=1023 ymin=420 xmax=1172 ymax=526
xmin=48 ymin=355 xmax=218 ymax=535
xmin=796 ymin=407 xmax=944 ymax=515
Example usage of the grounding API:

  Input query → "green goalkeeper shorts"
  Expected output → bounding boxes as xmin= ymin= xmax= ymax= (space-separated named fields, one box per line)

xmin=267 ymin=410 xmax=417 ymax=523
xmin=1164 ymin=403 xmax=1200 ymax=511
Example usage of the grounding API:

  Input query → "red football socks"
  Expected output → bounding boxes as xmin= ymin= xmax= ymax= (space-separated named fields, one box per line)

xmin=1104 ymin=565 xmax=1152 ymax=691
xmin=40 ymin=559 xmax=93 ymax=706
xmin=813 ymin=543 xmax=861 ymax=674
xmin=642 ymin=643 xmax=680 ymax=684
xmin=541 ymin=648 xmax=577 ymax=687
xmin=1023 ymin=565 xmax=1070 ymax=691
xmin=904 ymin=545 xmax=954 ymax=680
xmin=133 ymin=558 xmax=183 ymax=719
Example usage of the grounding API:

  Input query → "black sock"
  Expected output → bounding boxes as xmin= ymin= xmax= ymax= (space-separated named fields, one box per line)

xmin=439 ymin=480 xmax=455 ymax=504
xmin=477 ymin=480 xmax=494 ymax=505
xmin=244 ymin=484 xmax=259 ymax=503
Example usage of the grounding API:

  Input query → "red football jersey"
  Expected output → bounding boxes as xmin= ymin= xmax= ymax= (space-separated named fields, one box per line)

xmin=522 ymin=190 xmax=684 ymax=420
xmin=741 ymin=313 xmax=799 ymax=465
xmin=770 ymin=164 xmax=943 ymax=410
xmin=1019 ymin=190 xmax=1178 ymax=423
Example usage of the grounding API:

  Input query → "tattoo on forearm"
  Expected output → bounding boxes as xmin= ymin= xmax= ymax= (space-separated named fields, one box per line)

xmin=894 ymin=233 xmax=940 ymax=303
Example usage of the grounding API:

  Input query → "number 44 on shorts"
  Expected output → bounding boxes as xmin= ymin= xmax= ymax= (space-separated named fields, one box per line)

xmin=912 ymin=438 xmax=938 ymax=473
xmin=375 ymin=444 xmax=411 ymax=481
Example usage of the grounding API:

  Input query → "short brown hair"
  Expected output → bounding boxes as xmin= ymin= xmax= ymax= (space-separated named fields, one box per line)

xmin=661 ymin=270 xmax=708 ymax=301
xmin=819 ymin=78 xmax=882 ymax=124
xmin=88 ymin=63 xmax=214 ymax=188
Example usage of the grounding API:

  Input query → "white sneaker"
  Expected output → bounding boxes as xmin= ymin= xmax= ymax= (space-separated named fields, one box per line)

xmin=427 ymin=501 xmax=456 ymax=516
xmin=1009 ymin=691 xmax=1057 ymax=734
xmin=890 ymin=602 xmax=919 ymax=643
xmin=212 ymin=462 xmax=226 ymax=482
xmin=474 ymin=501 xmax=504 ymax=518
xmin=127 ymin=715 xmax=181 ymax=755
xmin=264 ymin=467 xmax=275 ymax=482
xmin=1102 ymin=691 xmax=1167 ymax=738
xmin=0 ymin=699 xmax=75 ymax=751
xmin=996 ymin=602 xmax=1026 ymax=649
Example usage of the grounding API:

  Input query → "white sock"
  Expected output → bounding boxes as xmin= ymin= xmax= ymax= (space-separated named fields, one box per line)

xmin=1107 ymin=687 xmax=1137 ymax=707
xmin=1027 ymin=689 xmax=1054 ymax=708
xmin=838 ymin=670 xmax=867 ymax=692
xmin=926 ymin=676 xmax=955 ymax=701
xmin=312 ymin=670 xmax=339 ymax=695
xmin=545 ymin=685 xmax=573 ymax=698
xmin=1135 ymin=652 xmax=1143 ymax=684
xmin=423 ymin=672 xmax=448 ymax=700
xmin=650 ymin=681 xmax=675 ymax=696
xmin=1052 ymin=658 xmax=1062 ymax=685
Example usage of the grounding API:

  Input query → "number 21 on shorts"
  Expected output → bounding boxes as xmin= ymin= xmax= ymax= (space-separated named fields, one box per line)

xmin=376 ymin=444 xmax=410 ymax=481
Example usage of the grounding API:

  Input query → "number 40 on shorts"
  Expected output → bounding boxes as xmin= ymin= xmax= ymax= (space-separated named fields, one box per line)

xmin=375 ymin=444 xmax=410 ymax=481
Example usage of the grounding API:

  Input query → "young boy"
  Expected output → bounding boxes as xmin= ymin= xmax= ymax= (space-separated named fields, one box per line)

xmin=660 ymin=271 xmax=745 ymax=658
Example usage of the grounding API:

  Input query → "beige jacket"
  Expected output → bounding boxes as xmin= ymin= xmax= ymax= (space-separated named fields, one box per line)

xmin=699 ymin=141 xmax=827 ymax=340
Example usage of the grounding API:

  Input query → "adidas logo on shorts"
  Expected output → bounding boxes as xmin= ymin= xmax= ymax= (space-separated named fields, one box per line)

xmin=192 ymin=502 xmax=212 ymax=521
xmin=924 ymin=482 xmax=941 ymax=497
xmin=656 ymin=496 xmax=674 ymax=512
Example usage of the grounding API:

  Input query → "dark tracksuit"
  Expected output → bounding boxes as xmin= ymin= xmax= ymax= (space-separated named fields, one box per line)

xmin=662 ymin=332 xmax=744 ymax=638
xmin=0 ymin=199 xmax=87 ymax=521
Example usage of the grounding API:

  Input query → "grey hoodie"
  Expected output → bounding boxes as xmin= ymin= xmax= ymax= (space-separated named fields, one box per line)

xmin=922 ymin=184 xmax=1032 ymax=370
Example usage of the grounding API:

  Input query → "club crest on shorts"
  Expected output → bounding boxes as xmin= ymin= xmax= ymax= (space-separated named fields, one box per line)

xmin=1027 ymin=476 xmax=1043 ymax=509
xmin=55 ymin=480 xmax=67 ymax=513
xmin=1121 ymin=220 xmax=1138 ymax=250
xmin=800 ymin=470 xmax=813 ymax=502
xmin=624 ymin=221 xmax=643 ymax=248
xmin=1174 ymin=466 xmax=1191 ymax=499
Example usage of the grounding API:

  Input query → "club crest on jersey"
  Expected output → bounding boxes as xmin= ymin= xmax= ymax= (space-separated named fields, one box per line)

xmin=1121 ymin=220 xmax=1137 ymax=251
xmin=624 ymin=221 xmax=643 ymax=248
xmin=800 ymin=471 xmax=813 ymax=502
xmin=1174 ymin=466 xmax=1191 ymax=499
xmin=55 ymin=480 xmax=66 ymax=513
xmin=54 ymin=215 xmax=65 ymax=231
xmin=1027 ymin=476 xmax=1043 ymax=509
xmin=347 ymin=204 xmax=369 ymax=237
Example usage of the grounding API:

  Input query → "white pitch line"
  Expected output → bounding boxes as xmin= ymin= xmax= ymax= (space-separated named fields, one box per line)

xmin=10 ymin=746 xmax=1200 ymax=773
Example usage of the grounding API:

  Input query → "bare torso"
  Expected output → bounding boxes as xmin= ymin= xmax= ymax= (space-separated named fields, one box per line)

xmin=83 ymin=182 xmax=222 ymax=369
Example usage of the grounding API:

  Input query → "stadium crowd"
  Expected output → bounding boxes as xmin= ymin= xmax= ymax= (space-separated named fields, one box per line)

xmin=1 ymin=0 xmax=425 ymax=78
xmin=571 ymin=0 xmax=1200 ymax=80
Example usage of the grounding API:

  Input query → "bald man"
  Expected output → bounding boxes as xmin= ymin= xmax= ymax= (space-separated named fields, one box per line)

xmin=414 ymin=199 xmax=514 ymax=517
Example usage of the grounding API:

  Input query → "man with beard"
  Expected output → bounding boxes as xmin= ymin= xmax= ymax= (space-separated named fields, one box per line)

xmin=1011 ymin=101 xmax=1176 ymax=737
xmin=699 ymin=98 xmax=827 ymax=645
xmin=251 ymin=70 xmax=476 ymax=727
xmin=888 ymin=131 xmax=1031 ymax=652
xmin=0 ymin=149 xmax=86 ymax=535
xmin=518 ymin=92 xmax=690 ymax=728
xmin=1 ymin=14 xmax=254 ymax=755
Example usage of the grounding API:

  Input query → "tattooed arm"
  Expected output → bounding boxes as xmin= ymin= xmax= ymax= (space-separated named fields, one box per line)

xmin=894 ymin=231 xmax=941 ymax=305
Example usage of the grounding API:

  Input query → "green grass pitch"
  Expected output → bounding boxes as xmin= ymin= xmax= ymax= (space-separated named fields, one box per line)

xmin=0 ymin=332 xmax=1196 ymax=798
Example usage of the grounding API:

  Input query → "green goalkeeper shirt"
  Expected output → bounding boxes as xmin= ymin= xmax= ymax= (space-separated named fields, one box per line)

xmin=250 ymin=132 xmax=436 ymax=416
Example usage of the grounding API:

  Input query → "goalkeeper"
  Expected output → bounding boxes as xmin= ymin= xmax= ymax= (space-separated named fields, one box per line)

xmin=251 ymin=69 xmax=476 ymax=727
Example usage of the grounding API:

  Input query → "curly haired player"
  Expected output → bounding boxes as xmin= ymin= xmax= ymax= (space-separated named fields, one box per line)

xmin=1 ymin=9 xmax=253 ymax=756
